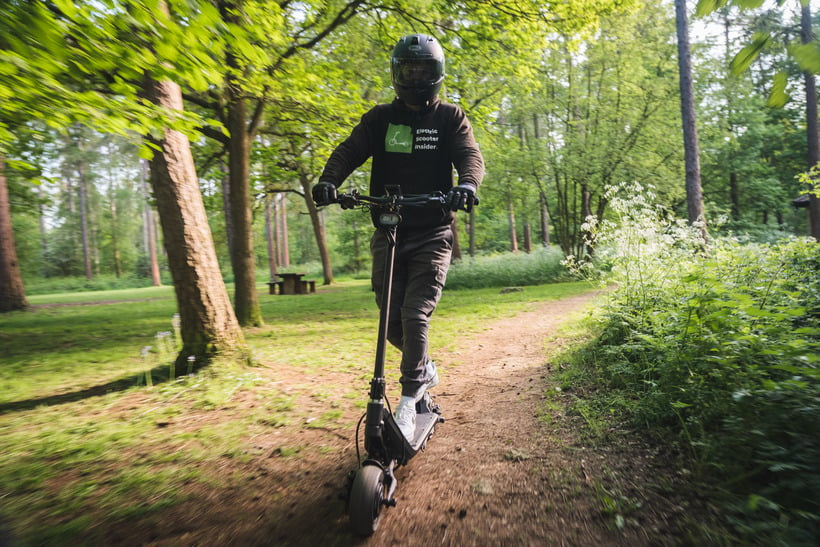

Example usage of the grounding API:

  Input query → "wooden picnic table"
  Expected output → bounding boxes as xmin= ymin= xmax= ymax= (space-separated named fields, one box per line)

xmin=266 ymin=273 xmax=316 ymax=295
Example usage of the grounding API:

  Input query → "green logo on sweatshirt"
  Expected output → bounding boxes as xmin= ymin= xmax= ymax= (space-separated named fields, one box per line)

xmin=385 ymin=123 xmax=413 ymax=154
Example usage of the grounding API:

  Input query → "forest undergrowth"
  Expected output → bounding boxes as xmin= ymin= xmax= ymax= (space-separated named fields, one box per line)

xmin=561 ymin=183 xmax=820 ymax=545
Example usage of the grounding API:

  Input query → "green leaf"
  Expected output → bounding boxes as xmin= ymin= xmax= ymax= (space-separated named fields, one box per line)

xmin=138 ymin=144 xmax=156 ymax=160
xmin=792 ymin=42 xmax=820 ymax=74
xmin=50 ymin=0 xmax=77 ymax=18
xmin=736 ymin=0 xmax=766 ymax=8
xmin=695 ymin=0 xmax=729 ymax=17
xmin=5 ymin=158 xmax=36 ymax=171
xmin=730 ymin=33 xmax=771 ymax=76
xmin=742 ymin=306 xmax=775 ymax=318
xmin=614 ymin=514 xmax=625 ymax=529
xmin=197 ymin=2 xmax=222 ymax=27
xmin=767 ymin=71 xmax=789 ymax=108
xmin=155 ymin=41 xmax=180 ymax=65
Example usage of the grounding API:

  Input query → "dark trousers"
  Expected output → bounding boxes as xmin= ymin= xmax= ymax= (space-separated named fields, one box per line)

xmin=371 ymin=225 xmax=453 ymax=397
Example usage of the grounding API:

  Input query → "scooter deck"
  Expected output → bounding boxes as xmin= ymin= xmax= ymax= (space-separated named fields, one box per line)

xmin=409 ymin=411 xmax=439 ymax=451
xmin=377 ymin=396 xmax=443 ymax=464
xmin=409 ymin=391 xmax=442 ymax=451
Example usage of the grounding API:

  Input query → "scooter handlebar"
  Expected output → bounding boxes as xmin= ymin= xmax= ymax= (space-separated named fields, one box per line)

xmin=336 ymin=191 xmax=478 ymax=212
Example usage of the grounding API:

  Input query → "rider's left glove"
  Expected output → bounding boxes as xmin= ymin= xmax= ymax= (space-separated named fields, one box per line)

xmin=446 ymin=184 xmax=478 ymax=212
xmin=312 ymin=181 xmax=338 ymax=206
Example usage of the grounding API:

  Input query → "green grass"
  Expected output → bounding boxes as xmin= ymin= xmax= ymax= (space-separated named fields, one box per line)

xmin=1 ymin=288 xmax=179 ymax=403
xmin=0 ymin=278 xmax=591 ymax=544
xmin=446 ymin=247 xmax=570 ymax=289
xmin=22 ymin=274 xmax=175 ymax=295
xmin=25 ymin=285 xmax=176 ymax=304
xmin=253 ymin=279 xmax=590 ymax=376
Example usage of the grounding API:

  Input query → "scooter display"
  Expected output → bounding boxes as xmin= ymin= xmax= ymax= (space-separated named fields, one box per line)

xmin=332 ymin=187 xmax=475 ymax=536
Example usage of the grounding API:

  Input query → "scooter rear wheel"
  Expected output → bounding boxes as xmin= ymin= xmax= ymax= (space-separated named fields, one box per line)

xmin=348 ymin=465 xmax=385 ymax=536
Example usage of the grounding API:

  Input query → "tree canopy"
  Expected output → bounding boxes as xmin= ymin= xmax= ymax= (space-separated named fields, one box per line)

xmin=2 ymin=0 xmax=818 ymax=302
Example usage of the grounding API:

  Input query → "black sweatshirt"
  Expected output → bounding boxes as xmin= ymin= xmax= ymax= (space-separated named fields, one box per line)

xmin=319 ymin=98 xmax=484 ymax=228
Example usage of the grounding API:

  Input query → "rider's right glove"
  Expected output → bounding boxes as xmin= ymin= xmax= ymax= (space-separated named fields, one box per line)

xmin=446 ymin=184 xmax=478 ymax=212
xmin=312 ymin=181 xmax=338 ymax=206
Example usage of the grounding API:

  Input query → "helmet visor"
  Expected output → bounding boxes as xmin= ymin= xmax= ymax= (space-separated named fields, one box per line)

xmin=392 ymin=59 xmax=443 ymax=88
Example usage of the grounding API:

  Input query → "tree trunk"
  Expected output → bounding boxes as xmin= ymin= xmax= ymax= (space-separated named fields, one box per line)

xmin=38 ymin=185 xmax=47 ymax=276
xmin=0 ymin=156 xmax=28 ymax=312
xmin=508 ymin=200 xmax=518 ymax=252
xmin=141 ymin=75 xmax=245 ymax=366
xmin=581 ymin=185 xmax=594 ymax=257
xmin=581 ymin=185 xmax=591 ymax=221
xmin=351 ymin=215 xmax=364 ymax=272
xmin=221 ymin=162 xmax=234 ymax=261
xmin=724 ymin=13 xmax=740 ymax=222
xmin=532 ymin=115 xmax=551 ymax=248
xmin=218 ymin=0 xmax=262 ymax=325
xmin=111 ymin=198 xmax=122 ymax=277
xmin=264 ymin=194 xmax=278 ymax=281
xmin=451 ymin=216 xmax=462 ymax=261
xmin=555 ymin=184 xmax=568 ymax=255
xmin=801 ymin=2 xmax=820 ymax=240
xmin=674 ymin=0 xmax=708 ymax=238
xmin=91 ymin=205 xmax=100 ymax=276
xmin=226 ymin=94 xmax=263 ymax=327
xmin=77 ymin=141 xmax=93 ymax=280
xmin=523 ymin=222 xmax=532 ymax=253
xmin=300 ymin=174 xmax=333 ymax=284
xmin=141 ymin=160 xmax=162 ymax=286
xmin=108 ymin=160 xmax=122 ymax=277
xmin=273 ymin=193 xmax=282 ymax=268
xmin=277 ymin=193 xmax=290 ymax=268
xmin=468 ymin=207 xmax=477 ymax=257
xmin=730 ymin=172 xmax=739 ymax=220
xmin=539 ymin=191 xmax=551 ymax=245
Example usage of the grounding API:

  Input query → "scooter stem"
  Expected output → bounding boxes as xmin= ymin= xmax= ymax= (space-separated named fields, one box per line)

xmin=370 ymin=225 xmax=397 ymax=398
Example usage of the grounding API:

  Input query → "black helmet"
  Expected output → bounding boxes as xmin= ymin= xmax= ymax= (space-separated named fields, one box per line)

xmin=391 ymin=33 xmax=445 ymax=107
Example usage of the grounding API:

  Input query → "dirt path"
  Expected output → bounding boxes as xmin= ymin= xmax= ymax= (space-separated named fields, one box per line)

xmin=135 ymin=291 xmax=699 ymax=546
xmin=358 ymin=291 xmax=687 ymax=546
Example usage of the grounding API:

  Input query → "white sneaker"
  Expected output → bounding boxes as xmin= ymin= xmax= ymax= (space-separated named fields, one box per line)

xmin=405 ymin=360 xmax=440 ymax=403
xmin=394 ymin=395 xmax=416 ymax=441
xmin=425 ymin=360 xmax=439 ymax=391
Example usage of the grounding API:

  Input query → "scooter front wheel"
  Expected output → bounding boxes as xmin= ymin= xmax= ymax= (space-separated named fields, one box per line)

xmin=348 ymin=465 xmax=385 ymax=536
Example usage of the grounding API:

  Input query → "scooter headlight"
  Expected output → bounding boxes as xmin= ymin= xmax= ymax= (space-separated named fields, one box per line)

xmin=379 ymin=212 xmax=402 ymax=226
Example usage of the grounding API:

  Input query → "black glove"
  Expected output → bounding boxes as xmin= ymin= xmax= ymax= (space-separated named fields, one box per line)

xmin=446 ymin=184 xmax=477 ymax=212
xmin=312 ymin=181 xmax=338 ymax=206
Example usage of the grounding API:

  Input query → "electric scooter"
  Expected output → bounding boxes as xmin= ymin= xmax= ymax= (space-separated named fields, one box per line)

xmin=332 ymin=186 xmax=475 ymax=536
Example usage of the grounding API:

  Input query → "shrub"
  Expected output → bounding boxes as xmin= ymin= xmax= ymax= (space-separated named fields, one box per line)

xmin=23 ymin=273 xmax=172 ymax=295
xmin=564 ymin=183 xmax=820 ymax=544
xmin=445 ymin=246 xmax=569 ymax=290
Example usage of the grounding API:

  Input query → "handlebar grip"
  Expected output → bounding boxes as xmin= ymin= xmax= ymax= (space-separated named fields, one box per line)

xmin=338 ymin=194 xmax=358 ymax=210
xmin=463 ymin=195 xmax=479 ymax=213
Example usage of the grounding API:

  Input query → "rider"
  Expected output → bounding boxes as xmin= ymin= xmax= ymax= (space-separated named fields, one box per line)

xmin=312 ymin=33 xmax=484 ymax=441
